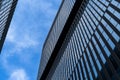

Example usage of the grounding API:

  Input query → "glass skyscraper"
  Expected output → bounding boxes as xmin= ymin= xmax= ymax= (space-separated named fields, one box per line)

xmin=0 ymin=0 xmax=18 ymax=53
xmin=38 ymin=0 xmax=120 ymax=80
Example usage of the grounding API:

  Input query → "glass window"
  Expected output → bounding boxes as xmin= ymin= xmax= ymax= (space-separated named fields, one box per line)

xmin=99 ymin=0 xmax=109 ymax=6
xmin=99 ymin=38 xmax=105 ymax=47
xmin=116 ymin=24 xmax=120 ymax=32
xmin=93 ymin=66 xmax=98 ymax=78
xmin=89 ymin=42 xmax=93 ymax=50
xmin=95 ymin=31 xmax=100 ymax=39
xmin=118 ymin=4 xmax=120 ymax=9
xmin=75 ymin=67 xmax=79 ymax=80
xmin=104 ymin=46 xmax=111 ymax=57
xmin=114 ymin=11 xmax=120 ymax=20
xmin=96 ymin=59 xmax=102 ymax=70
xmin=92 ymin=37 xmax=97 ymax=45
xmin=101 ymin=19 xmax=113 ymax=33
xmin=77 ymin=63 xmax=83 ymax=80
xmin=111 ymin=0 xmax=119 ymax=7
xmin=100 ymin=53 xmax=106 ymax=64
xmin=89 ymin=55 xmax=94 ymax=67
xmin=81 ymin=58 xmax=87 ymax=79
xmin=104 ymin=13 xmax=111 ymax=20
xmin=112 ymin=31 xmax=119 ymax=42
xmin=107 ymin=6 xmax=114 ymax=13
xmin=108 ymin=39 xmax=115 ymax=49
xmin=110 ymin=17 xmax=118 ymax=26
xmin=102 ymin=31 xmax=109 ymax=41
xmin=92 ymin=49 xmax=97 ymax=60
xmin=86 ymin=61 xmax=90 ymax=72
xmin=89 ymin=72 xmax=93 ymax=80
xmin=86 ymin=48 xmax=90 ymax=56
xmin=98 ymin=25 xmax=104 ymax=33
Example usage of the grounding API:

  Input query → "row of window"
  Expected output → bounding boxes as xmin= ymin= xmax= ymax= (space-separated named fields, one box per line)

xmin=39 ymin=0 xmax=76 ymax=78
xmin=50 ymin=0 xmax=120 ymax=80
xmin=0 ymin=0 xmax=13 ymax=39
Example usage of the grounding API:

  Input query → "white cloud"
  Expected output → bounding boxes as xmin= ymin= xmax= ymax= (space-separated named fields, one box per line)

xmin=6 ymin=24 xmax=39 ymax=52
xmin=0 ymin=0 xmax=61 ymax=80
xmin=9 ymin=69 xmax=29 ymax=80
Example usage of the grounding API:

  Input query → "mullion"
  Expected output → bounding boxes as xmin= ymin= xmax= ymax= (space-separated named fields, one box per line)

xmin=68 ymin=42 xmax=72 ymax=77
xmin=80 ymin=57 xmax=87 ymax=79
xmin=68 ymin=27 xmax=75 ymax=75
xmin=90 ymin=36 xmax=105 ymax=80
xmin=81 ymin=14 xmax=91 ymax=42
xmin=77 ymin=23 xmax=85 ymax=53
xmin=79 ymin=18 xmax=96 ymax=80
xmin=97 ymin=28 xmax=120 ymax=80
xmin=70 ymin=36 xmax=76 ymax=69
xmin=81 ymin=52 xmax=90 ymax=80
xmin=70 ymin=36 xmax=78 ymax=79
xmin=71 ymin=25 xmax=85 ymax=77
xmin=98 ymin=0 xmax=109 ymax=8
xmin=84 ymin=9 xmax=94 ymax=35
xmin=110 ymin=2 xmax=120 ymax=13
xmin=72 ymin=32 xmax=79 ymax=64
xmin=69 ymin=41 xmax=74 ymax=76
xmin=77 ymin=26 xmax=96 ymax=79
xmin=79 ymin=22 xmax=86 ymax=50
xmin=103 ymin=11 xmax=120 ymax=37
xmin=80 ymin=17 xmax=89 ymax=44
xmin=87 ymin=2 xmax=99 ymax=26
xmin=78 ymin=59 xmax=85 ymax=80
xmin=83 ymin=15 xmax=92 ymax=39
xmin=102 ymin=17 xmax=120 ymax=50
xmin=76 ymin=26 xmax=96 ymax=80
xmin=76 ymin=63 xmax=81 ymax=80
xmin=65 ymin=46 xmax=69 ymax=79
xmin=67 ymin=46 xmax=70 ymax=79
xmin=80 ymin=19 xmax=88 ymax=47
xmin=88 ymin=2 xmax=101 ymax=22
xmin=85 ymin=47 xmax=96 ymax=80
xmin=75 ymin=26 xmax=86 ymax=79
xmin=76 ymin=13 xmax=96 ymax=79
xmin=82 ymin=13 xmax=92 ymax=39
xmin=100 ymin=21 xmax=120 ymax=67
xmin=92 ymin=0 xmax=105 ymax=16
xmin=94 ymin=31 xmax=111 ymax=80
xmin=86 ymin=4 xmax=98 ymax=27
xmin=73 ymin=29 xmax=80 ymax=59
xmin=88 ymin=41 xmax=103 ymax=80
xmin=87 ymin=44 xmax=98 ymax=78
xmin=106 ymin=6 xmax=120 ymax=23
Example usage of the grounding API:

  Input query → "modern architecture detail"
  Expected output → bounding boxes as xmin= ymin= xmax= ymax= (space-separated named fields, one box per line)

xmin=0 ymin=0 xmax=18 ymax=53
xmin=38 ymin=0 xmax=120 ymax=80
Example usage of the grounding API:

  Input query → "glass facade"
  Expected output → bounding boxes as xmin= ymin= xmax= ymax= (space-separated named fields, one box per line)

xmin=0 ymin=0 xmax=18 ymax=53
xmin=38 ymin=0 xmax=120 ymax=80
xmin=38 ymin=0 xmax=76 ymax=78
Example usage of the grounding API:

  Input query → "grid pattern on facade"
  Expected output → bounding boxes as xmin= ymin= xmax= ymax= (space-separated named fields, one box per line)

xmin=49 ymin=0 xmax=120 ymax=80
xmin=38 ymin=0 xmax=76 ymax=78
xmin=0 ymin=0 xmax=17 ymax=53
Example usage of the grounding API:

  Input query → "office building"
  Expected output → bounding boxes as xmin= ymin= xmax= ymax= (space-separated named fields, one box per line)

xmin=0 ymin=0 xmax=18 ymax=53
xmin=38 ymin=0 xmax=120 ymax=80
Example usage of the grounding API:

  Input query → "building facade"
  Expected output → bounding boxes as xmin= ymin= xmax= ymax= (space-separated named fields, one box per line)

xmin=0 ymin=0 xmax=18 ymax=53
xmin=38 ymin=0 xmax=120 ymax=80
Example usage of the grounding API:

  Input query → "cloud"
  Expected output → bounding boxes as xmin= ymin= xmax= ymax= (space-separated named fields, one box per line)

xmin=0 ymin=0 xmax=62 ymax=80
xmin=9 ymin=69 xmax=29 ymax=80
xmin=6 ymin=23 xmax=39 ymax=52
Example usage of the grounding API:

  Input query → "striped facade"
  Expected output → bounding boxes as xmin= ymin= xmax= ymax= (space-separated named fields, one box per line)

xmin=38 ymin=0 xmax=120 ymax=80
xmin=0 ymin=0 xmax=18 ymax=53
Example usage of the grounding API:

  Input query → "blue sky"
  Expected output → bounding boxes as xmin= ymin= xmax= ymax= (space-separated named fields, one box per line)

xmin=0 ymin=0 xmax=61 ymax=80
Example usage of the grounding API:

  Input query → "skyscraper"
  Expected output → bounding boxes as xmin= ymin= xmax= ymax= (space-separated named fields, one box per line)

xmin=38 ymin=0 xmax=120 ymax=80
xmin=0 ymin=0 xmax=18 ymax=53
